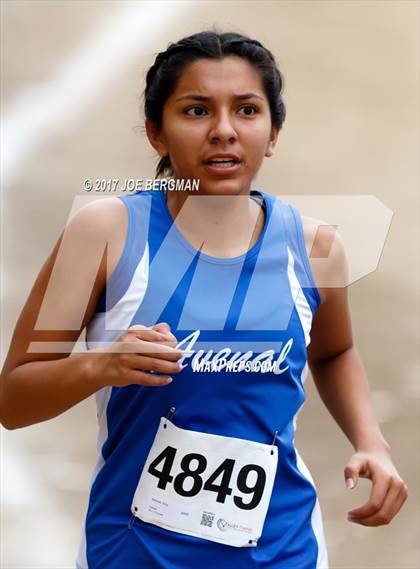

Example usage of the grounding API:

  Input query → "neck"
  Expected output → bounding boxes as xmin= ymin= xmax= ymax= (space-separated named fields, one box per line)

xmin=164 ymin=189 xmax=265 ymax=258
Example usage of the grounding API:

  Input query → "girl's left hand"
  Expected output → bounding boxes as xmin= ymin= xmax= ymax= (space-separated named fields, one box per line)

xmin=344 ymin=449 xmax=408 ymax=526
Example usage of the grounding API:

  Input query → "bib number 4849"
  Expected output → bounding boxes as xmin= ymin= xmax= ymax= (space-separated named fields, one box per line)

xmin=148 ymin=445 xmax=266 ymax=510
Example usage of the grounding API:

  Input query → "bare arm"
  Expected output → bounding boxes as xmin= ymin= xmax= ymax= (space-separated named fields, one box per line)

xmin=0 ymin=198 xmax=182 ymax=429
xmin=303 ymin=218 xmax=408 ymax=525
xmin=307 ymin=241 xmax=389 ymax=452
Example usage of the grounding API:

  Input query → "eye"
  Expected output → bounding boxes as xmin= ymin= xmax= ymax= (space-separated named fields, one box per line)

xmin=185 ymin=106 xmax=208 ymax=117
xmin=238 ymin=105 xmax=258 ymax=116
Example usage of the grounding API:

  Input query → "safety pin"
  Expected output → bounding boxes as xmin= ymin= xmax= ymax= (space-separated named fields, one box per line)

xmin=270 ymin=430 xmax=278 ymax=455
xmin=164 ymin=406 xmax=176 ymax=428
xmin=271 ymin=430 xmax=278 ymax=446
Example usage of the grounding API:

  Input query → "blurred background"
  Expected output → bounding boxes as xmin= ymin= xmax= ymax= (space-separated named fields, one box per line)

xmin=1 ymin=1 xmax=419 ymax=567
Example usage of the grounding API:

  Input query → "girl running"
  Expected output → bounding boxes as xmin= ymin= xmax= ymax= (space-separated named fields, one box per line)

xmin=0 ymin=30 xmax=408 ymax=569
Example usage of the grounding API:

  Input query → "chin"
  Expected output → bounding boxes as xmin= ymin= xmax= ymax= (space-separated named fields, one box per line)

xmin=197 ymin=179 xmax=249 ymax=196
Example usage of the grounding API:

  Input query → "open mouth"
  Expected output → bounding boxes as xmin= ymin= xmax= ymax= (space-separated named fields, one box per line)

xmin=204 ymin=159 xmax=240 ymax=169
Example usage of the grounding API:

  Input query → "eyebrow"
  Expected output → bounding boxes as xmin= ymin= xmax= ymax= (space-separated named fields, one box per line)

xmin=175 ymin=92 xmax=265 ymax=102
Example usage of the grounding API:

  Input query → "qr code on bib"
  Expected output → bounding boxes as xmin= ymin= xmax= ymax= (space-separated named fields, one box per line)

xmin=200 ymin=511 xmax=215 ymax=528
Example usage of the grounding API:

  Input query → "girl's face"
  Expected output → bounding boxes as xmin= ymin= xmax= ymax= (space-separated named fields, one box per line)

xmin=146 ymin=55 xmax=279 ymax=195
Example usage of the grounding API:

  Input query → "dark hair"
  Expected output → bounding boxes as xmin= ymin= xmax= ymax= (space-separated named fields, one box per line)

xmin=144 ymin=30 xmax=286 ymax=177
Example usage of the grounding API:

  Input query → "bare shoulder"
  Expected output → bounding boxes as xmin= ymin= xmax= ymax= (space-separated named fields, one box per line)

xmin=0 ymin=197 xmax=129 ymax=374
xmin=70 ymin=196 xmax=127 ymax=235
xmin=67 ymin=196 xmax=128 ymax=278
xmin=300 ymin=215 xmax=349 ymax=304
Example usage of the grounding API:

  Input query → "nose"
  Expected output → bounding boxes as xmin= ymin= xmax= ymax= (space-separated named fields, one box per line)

xmin=208 ymin=110 xmax=237 ymax=143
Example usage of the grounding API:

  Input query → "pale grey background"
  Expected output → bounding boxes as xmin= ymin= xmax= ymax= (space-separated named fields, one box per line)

xmin=1 ymin=1 xmax=419 ymax=567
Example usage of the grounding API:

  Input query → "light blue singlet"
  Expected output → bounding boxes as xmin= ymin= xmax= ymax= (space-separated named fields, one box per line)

xmin=76 ymin=187 xmax=329 ymax=569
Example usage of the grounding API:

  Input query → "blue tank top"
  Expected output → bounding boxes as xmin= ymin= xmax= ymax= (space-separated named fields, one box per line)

xmin=76 ymin=188 xmax=329 ymax=569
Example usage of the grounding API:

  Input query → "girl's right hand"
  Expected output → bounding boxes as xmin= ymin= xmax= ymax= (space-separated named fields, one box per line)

xmin=88 ymin=323 xmax=183 ymax=388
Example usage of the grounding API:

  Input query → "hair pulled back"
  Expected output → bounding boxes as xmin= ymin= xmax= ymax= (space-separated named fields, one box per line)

xmin=144 ymin=30 xmax=286 ymax=177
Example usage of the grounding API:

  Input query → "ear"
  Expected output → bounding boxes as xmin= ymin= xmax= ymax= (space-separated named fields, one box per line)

xmin=145 ymin=120 xmax=168 ymax=157
xmin=265 ymin=127 xmax=280 ymax=158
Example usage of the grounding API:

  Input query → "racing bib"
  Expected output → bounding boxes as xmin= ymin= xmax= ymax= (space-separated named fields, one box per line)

xmin=131 ymin=417 xmax=278 ymax=547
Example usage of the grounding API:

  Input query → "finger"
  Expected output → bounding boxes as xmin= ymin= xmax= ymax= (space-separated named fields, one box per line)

xmin=349 ymin=483 xmax=408 ymax=526
xmin=156 ymin=336 xmax=179 ymax=349
xmin=130 ymin=329 xmax=179 ymax=351
xmin=117 ymin=333 xmax=183 ymax=360
xmin=344 ymin=456 xmax=365 ymax=489
xmin=130 ymin=322 xmax=174 ymax=338
xmin=347 ymin=474 xmax=390 ymax=519
xmin=381 ymin=483 xmax=409 ymax=522
xmin=152 ymin=322 xmax=178 ymax=341
xmin=128 ymin=342 xmax=183 ymax=361
xmin=124 ymin=354 xmax=183 ymax=375
xmin=126 ymin=325 xmax=179 ymax=350
xmin=127 ymin=328 xmax=170 ymax=343
xmin=153 ymin=326 xmax=179 ymax=348
xmin=126 ymin=369 xmax=174 ymax=387
xmin=152 ymin=322 xmax=172 ymax=334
